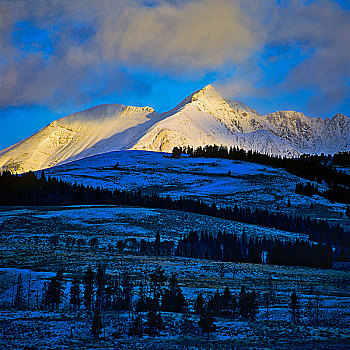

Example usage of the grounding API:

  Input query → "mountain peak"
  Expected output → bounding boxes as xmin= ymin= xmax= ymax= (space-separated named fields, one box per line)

xmin=1 ymin=83 xmax=349 ymax=173
xmin=190 ymin=84 xmax=222 ymax=103
xmin=170 ymin=84 xmax=223 ymax=112
xmin=331 ymin=113 xmax=348 ymax=121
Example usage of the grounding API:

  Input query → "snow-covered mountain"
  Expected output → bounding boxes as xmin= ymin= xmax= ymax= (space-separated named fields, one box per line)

xmin=0 ymin=84 xmax=349 ymax=173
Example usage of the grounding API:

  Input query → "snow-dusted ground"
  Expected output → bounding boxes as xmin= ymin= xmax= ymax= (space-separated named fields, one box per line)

xmin=0 ymin=259 xmax=349 ymax=349
xmin=0 ymin=142 xmax=349 ymax=348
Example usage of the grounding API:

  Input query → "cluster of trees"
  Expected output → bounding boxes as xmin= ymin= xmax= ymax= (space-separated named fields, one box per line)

xmin=295 ymin=182 xmax=319 ymax=197
xmin=1 ymin=171 xmax=347 ymax=255
xmin=173 ymin=145 xmax=350 ymax=203
xmin=194 ymin=285 xmax=259 ymax=338
xmin=46 ymin=232 xmax=175 ymax=257
xmin=48 ymin=234 xmax=99 ymax=251
xmin=6 ymin=266 xmax=329 ymax=341
xmin=8 ymin=265 xmax=260 ymax=339
xmin=333 ymin=151 xmax=350 ymax=166
xmin=121 ymin=232 xmax=175 ymax=257
xmin=176 ymin=230 xmax=333 ymax=268
xmin=193 ymin=286 xmax=256 ymax=339
xmin=295 ymin=181 xmax=350 ymax=205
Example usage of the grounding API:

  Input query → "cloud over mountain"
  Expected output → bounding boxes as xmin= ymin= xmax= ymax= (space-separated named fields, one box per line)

xmin=0 ymin=0 xmax=348 ymax=116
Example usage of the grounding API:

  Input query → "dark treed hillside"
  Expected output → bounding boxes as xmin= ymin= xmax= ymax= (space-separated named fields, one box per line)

xmin=176 ymin=230 xmax=333 ymax=268
xmin=173 ymin=145 xmax=350 ymax=204
xmin=0 ymin=171 xmax=348 ymax=261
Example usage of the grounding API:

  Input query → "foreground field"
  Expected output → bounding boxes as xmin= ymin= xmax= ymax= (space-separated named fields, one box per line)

xmin=0 ymin=206 xmax=349 ymax=349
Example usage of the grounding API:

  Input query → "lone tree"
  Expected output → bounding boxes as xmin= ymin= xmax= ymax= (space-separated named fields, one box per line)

xmin=14 ymin=274 xmax=25 ymax=309
xmin=198 ymin=310 xmax=216 ymax=340
xmin=70 ymin=277 xmax=81 ymax=310
xmin=92 ymin=309 xmax=103 ymax=339
xmin=194 ymin=292 xmax=205 ymax=314
xmin=161 ymin=272 xmax=186 ymax=312
xmin=84 ymin=265 xmax=94 ymax=310
xmin=289 ymin=291 xmax=301 ymax=325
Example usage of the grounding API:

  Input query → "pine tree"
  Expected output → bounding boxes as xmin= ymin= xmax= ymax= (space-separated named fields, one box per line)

xmin=222 ymin=286 xmax=236 ymax=318
xmin=247 ymin=290 xmax=259 ymax=321
xmin=198 ymin=311 xmax=216 ymax=340
xmin=207 ymin=289 xmax=221 ymax=315
xmin=149 ymin=266 xmax=166 ymax=305
xmin=154 ymin=231 xmax=161 ymax=256
xmin=238 ymin=286 xmax=249 ymax=319
xmin=70 ymin=277 xmax=80 ymax=310
xmin=289 ymin=291 xmax=301 ymax=325
xmin=84 ymin=265 xmax=94 ymax=310
xmin=161 ymin=272 xmax=186 ymax=312
xmin=14 ymin=274 xmax=25 ymax=309
xmin=96 ymin=264 xmax=106 ymax=310
xmin=43 ymin=270 xmax=64 ymax=309
xmin=92 ymin=309 xmax=103 ymax=339
xmin=128 ymin=312 xmax=143 ymax=337
xmin=146 ymin=305 xmax=163 ymax=336
xmin=194 ymin=293 xmax=204 ymax=314
xmin=121 ymin=271 xmax=133 ymax=310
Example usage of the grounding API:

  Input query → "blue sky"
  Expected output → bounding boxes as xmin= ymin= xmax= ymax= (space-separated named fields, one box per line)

xmin=0 ymin=0 xmax=349 ymax=150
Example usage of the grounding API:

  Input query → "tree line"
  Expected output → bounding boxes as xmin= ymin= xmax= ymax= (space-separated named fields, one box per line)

xmin=0 ymin=171 xmax=348 ymax=258
xmin=9 ymin=264 xmax=260 ymax=339
xmin=333 ymin=151 xmax=350 ymax=166
xmin=7 ymin=265 xmax=325 ymax=340
xmin=172 ymin=145 xmax=350 ymax=203
xmin=175 ymin=230 xmax=333 ymax=268
xmin=295 ymin=181 xmax=350 ymax=204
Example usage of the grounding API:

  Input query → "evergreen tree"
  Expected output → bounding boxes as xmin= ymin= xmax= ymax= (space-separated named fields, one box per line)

xmin=121 ymin=271 xmax=133 ymax=310
xmin=161 ymin=272 xmax=186 ymax=312
xmin=149 ymin=266 xmax=166 ymax=306
xmin=92 ymin=309 xmax=103 ymax=339
xmin=154 ymin=231 xmax=161 ymax=256
xmin=238 ymin=286 xmax=249 ymax=319
xmin=207 ymin=289 xmax=221 ymax=315
xmin=43 ymin=270 xmax=64 ymax=309
xmin=128 ymin=312 xmax=143 ymax=337
xmin=14 ymin=274 xmax=25 ymax=309
xmin=289 ymin=291 xmax=301 ymax=325
xmin=84 ymin=265 xmax=94 ymax=310
xmin=222 ymin=287 xmax=236 ymax=318
xmin=194 ymin=292 xmax=204 ymax=314
xmin=96 ymin=264 xmax=106 ymax=310
xmin=146 ymin=304 xmax=163 ymax=336
xmin=247 ymin=290 xmax=259 ymax=321
xmin=198 ymin=311 xmax=216 ymax=340
xmin=70 ymin=277 xmax=80 ymax=310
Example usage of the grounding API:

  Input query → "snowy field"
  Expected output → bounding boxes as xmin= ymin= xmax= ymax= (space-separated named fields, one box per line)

xmin=1 ymin=151 xmax=349 ymax=349
xmin=0 ymin=204 xmax=349 ymax=348
xmin=0 ymin=257 xmax=349 ymax=350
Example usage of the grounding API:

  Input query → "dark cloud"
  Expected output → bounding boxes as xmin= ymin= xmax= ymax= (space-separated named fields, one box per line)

xmin=0 ymin=0 xmax=348 ymax=115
